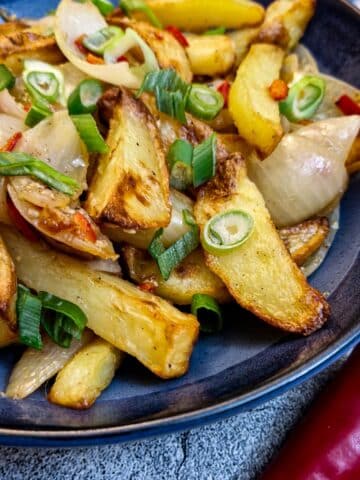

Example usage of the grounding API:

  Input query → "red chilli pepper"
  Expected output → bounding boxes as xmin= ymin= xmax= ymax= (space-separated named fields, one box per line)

xmin=138 ymin=281 xmax=157 ymax=293
xmin=165 ymin=26 xmax=189 ymax=47
xmin=7 ymin=197 xmax=39 ymax=242
xmin=335 ymin=94 xmax=360 ymax=116
xmin=73 ymin=212 xmax=97 ymax=243
xmin=116 ymin=55 xmax=128 ymax=63
xmin=0 ymin=131 xmax=22 ymax=152
xmin=217 ymin=81 xmax=230 ymax=107
xmin=260 ymin=345 xmax=360 ymax=480
xmin=74 ymin=35 xmax=89 ymax=55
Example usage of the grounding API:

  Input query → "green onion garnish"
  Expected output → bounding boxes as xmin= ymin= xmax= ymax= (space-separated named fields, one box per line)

xmin=17 ymin=285 xmax=43 ymax=350
xmin=202 ymin=209 xmax=254 ymax=255
xmin=25 ymin=103 xmax=52 ymax=127
xmin=71 ymin=114 xmax=109 ymax=153
xmin=91 ymin=0 xmax=115 ymax=16
xmin=279 ymin=75 xmax=326 ymax=122
xmin=192 ymin=133 xmax=216 ymax=188
xmin=186 ymin=84 xmax=224 ymax=121
xmin=191 ymin=293 xmax=223 ymax=333
xmin=68 ymin=79 xmax=103 ymax=115
xmin=0 ymin=64 xmax=15 ymax=91
xmin=22 ymin=60 xmax=65 ymax=106
xmin=82 ymin=27 xmax=123 ymax=55
xmin=0 ymin=152 xmax=79 ymax=195
xmin=121 ymin=0 xmax=163 ymax=29
xmin=25 ymin=71 xmax=60 ymax=103
xmin=167 ymin=139 xmax=193 ymax=190
xmin=203 ymin=26 xmax=226 ymax=36
xmin=148 ymin=209 xmax=199 ymax=280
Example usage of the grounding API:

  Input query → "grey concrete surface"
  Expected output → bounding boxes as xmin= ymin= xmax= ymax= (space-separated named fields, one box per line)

xmin=0 ymin=362 xmax=341 ymax=480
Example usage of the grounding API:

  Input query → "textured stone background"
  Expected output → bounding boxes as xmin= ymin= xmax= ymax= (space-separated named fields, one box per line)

xmin=0 ymin=363 xmax=342 ymax=480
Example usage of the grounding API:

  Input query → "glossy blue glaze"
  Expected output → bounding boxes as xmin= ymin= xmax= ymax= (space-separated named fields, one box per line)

xmin=0 ymin=0 xmax=359 ymax=447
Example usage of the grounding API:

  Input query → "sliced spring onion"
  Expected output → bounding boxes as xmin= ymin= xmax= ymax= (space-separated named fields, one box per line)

xmin=167 ymin=139 xmax=193 ymax=190
xmin=204 ymin=26 xmax=226 ymax=36
xmin=0 ymin=152 xmax=79 ymax=195
xmin=137 ymin=68 xmax=186 ymax=97
xmin=191 ymin=294 xmax=223 ymax=333
xmin=0 ymin=64 xmax=15 ymax=91
xmin=39 ymin=291 xmax=87 ymax=333
xmin=280 ymin=75 xmax=326 ymax=122
xmin=155 ymin=85 xmax=189 ymax=123
xmin=148 ymin=210 xmax=199 ymax=280
xmin=186 ymin=84 xmax=224 ymax=121
xmin=121 ymin=0 xmax=163 ymax=28
xmin=25 ymin=103 xmax=51 ymax=127
xmin=83 ymin=27 xmax=123 ymax=55
xmin=91 ymin=0 xmax=115 ymax=16
xmin=22 ymin=60 xmax=65 ymax=106
xmin=202 ymin=210 xmax=254 ymax=255
xmin=67 ymin=79 xmax=103 ymax=114
xmin=192 ymin=134 xmax=216 ymax=188
xmin=17 ymin=284 xmax=43 ymax=350
xmin=41 ymin=311 xmax=72 ymax=348
xmin=70 ymin=114 xmax=109 ymax=153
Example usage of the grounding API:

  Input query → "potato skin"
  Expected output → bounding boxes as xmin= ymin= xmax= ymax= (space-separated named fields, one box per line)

xmin=48 ymin=338 xmax=124 ymax=410
xmin=86 ymin=88 xmax=171 ymax=230
xmin=0 ymin=234 xmax=16 ymax=330
xmin=0 ymin=316 xmax=17 ymax=348
xmin=194 ymin=153 xmax=330 ymax=335
xmin=257 ymin=0 xmax=316 ymax=50
xmin=229 ymin=43 xmax=284 ymax=155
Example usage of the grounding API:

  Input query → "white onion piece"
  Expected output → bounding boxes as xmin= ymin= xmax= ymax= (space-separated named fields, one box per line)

xmin=15 ymin=110 xmax=88 ymax=194
xmin=0 ymin=90 xmax=26 ymax=120
xmin=85 ymin=258 xmax=122 ymax=275
xmin=0 ymin=114 xmax=26 ymax=145
xmin=55 ymin=0 xmax=147 ymax=88
xmin=247 ymin=116 xmax=360 ymax=227
xmin=59 ymin=62 xmax=89 ymax=100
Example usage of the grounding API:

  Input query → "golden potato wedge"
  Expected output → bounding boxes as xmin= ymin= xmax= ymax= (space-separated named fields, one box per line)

xmin=194 ymin=153 xmax=330 ymax=335
xmin=228 ymin=27 xmax=260 ymax=66
xmin=346 ymin=135 xmax=360 ymax=175
xmin=0 ymin=21 xmax=28 ymax=36
xmin=0 ymin=178 xmax=11 ymax=226
xmin=279 ymin=217 xmax=329 ymax=266
xmin=103 ymin=189 xmax=193 ymax=249
xmin=123 ymin=246 xmax=231 ymax=305
xmin=48 ymin=338 xmax=124 ymax=409
xmin=0 ymin=233 xmax=16 ymax=330
xmin=0 ymin=316 xmax=17 ymax=348
xmin=0 ymin=30 xmax=65 ymax=75
xmin=185 ymin=34 xmax=236 ymax=77
xmin=229 ymin=43 xmax=284 ymax=155
xmin=6 ymin=331 xmax=94 ymax=399
xmin=218 ymin=134 xmax=254 ymax=157
xmin=86 ymin=88 xmax=171 ymax=230
xmin=257 ymin=0 xmax=315 ymax=50
xmin=108 ymin=17 xmax=192 ymax=83
xmin=204 ymin=109 xmax=236 ymax=133
xmin=136 ymin=0 xmax=265 ymax=32
xmin=1 ymin=227 xmax=199 ymax=379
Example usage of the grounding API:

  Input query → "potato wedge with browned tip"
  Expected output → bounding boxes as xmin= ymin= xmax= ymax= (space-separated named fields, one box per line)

xmin=257 ymin=0 xmax=315 ymax=50
xmin=85 ymin=88 xmax=171 ymax=230
xmin=0 ymin=234 xmax=16 ymax=330
xmin=0 ymin=317 xmax=17 ymax=348
xmin=228 ymin=27 xmax=260 ymax=66
xmin=194 ymin=153 xmax=330 ymax=335
xmin=49 ymin=338 xmax=124 ymax=410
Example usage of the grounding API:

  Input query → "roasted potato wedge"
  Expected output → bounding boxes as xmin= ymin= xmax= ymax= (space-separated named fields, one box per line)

xmin=228 ymin=27 xmax=260 ymax=66
xmin=218 ymin=134 xmax=254 ymax=157
xmin=204 ymin=109 xmax=236 ymax=133
xmin=185 ymin=34 xmax=236 ymax=77
xmin=346 ymin=135 xmax=360 ymax=175
xmin=123 ymin=246 xmax=231 ymax=305
xmin=48 ymin=338 xmax=124 ymax=409
xmin=6 ymin=331 xmax=94 ymax=399
xmin=86 ymin=88 xmax=171 ymax=230
xmin=229 ymin=43 xmax=285 ymax=155
xmin=279 ymin=217 xmax=330 ymax=266
xmin=0 ymin=317 xmax=17 ymax=348
xmin=194 ymin=153 xmax=330 ymax=335
xmin=108 ymin=17 xmax=192 ymax=83
xmin=0 ymin=30 xmax=65 ymax=75
xmin=0 ymin=21 xmax=28 ymax=36
xmin=0 ymin=233 xmax=16 ymax=329
xmin=257 ymin=0 xmax=315 ymax=50
xmin=1 ymin=227 xmax=199 ymax=378
xmin=136 ymin=0 xmax=265 ymax=32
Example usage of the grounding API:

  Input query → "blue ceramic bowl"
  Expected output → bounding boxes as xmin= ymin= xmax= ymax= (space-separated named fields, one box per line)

xmin=0 ymin=0 xmax=359 ymax=447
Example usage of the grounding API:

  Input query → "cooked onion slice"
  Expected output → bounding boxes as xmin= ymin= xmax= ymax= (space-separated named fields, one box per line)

xmin=247 ymin=116 xmax=360 ymax=227
xmin=0 ymin=90 xmax=27 ymax=120
xmin=0 ymin=114 xmax=26 ymax=146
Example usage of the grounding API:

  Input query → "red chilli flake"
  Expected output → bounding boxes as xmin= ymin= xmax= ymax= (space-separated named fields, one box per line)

xmin=0 ymin=131 xmax=22 ymax=152
xmin=165 ymin=26 xmax=189 ymax=47
xmin=74 ymin=35 xmax=89 ymax=55
xmin=217 ymin=81 xmax=230 ymax=107
xmin=7 ymin=196 xmax=39 ymax=242
xmin=73 ymin=212 xmax=97 ymax=243
xmin=116 ymin=55 xmax=128 ymax=63
xmin=335 ymin=94 xmax=360 ymax=116
xmin=138 ymin=281 xmax=157 ymax=293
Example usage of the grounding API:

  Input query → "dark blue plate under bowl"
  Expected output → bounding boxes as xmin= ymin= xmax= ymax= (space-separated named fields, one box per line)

xmin=0 ymin=0 xmax=359 ymax=447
